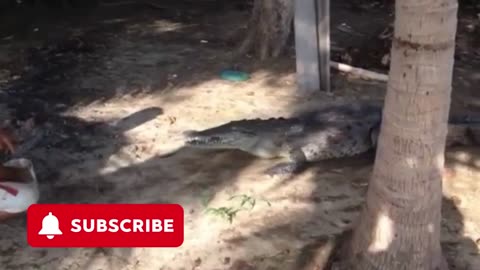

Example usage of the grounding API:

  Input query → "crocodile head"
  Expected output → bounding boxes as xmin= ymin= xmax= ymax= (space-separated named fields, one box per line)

xmin=183 ymin=122 xmax=262 ymax=150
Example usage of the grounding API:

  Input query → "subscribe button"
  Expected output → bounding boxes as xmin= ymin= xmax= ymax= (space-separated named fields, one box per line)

xmin=27 ymin=204 xmax=184 ymax=247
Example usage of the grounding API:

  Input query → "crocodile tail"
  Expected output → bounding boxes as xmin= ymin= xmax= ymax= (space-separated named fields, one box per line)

xmin=446 ymin=113 xmax=480 ymax=146
xmin=448 ymin=114 xmax=480 ymax=124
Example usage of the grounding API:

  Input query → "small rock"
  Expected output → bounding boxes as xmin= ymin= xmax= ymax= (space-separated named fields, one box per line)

xmin=194 ymin=258 xmax=202 ymax=267
xmin=167 ymin=116 xmax=176 ymax=125
xmin=223 ymin=257 xmax=231 ymax=265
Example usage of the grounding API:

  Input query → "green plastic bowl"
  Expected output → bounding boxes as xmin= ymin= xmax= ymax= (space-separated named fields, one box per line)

xmin=220 ymin=70 xmax=250 ymax=81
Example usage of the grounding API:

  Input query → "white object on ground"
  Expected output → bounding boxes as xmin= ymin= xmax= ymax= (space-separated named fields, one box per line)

xmin=330 ymin=61 xmax=389 ymax=82
xmin=0 ymin=158 xmax=39 ymax=214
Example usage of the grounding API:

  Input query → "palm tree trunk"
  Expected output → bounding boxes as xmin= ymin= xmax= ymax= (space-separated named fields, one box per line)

xmin=342 ymin=0 xmax=459 ymax=269
xmin=237 ymin=0 xmax=294 ymax=60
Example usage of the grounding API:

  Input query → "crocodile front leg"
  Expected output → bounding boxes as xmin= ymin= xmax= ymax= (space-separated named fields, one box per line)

xmin=264 ymin=148 xmax=307 ymax=177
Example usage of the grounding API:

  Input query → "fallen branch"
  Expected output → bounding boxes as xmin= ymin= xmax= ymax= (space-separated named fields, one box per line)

xmin=330 ymin=61 xmax=389 ymax=82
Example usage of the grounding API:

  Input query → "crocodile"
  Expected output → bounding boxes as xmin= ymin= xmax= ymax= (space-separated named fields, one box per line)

xmin=181 ymin=103 xmax=480 ymax=176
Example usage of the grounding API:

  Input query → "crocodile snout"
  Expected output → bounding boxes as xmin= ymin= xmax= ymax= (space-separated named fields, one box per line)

xmin=183 ymin=130 xmax=230 ymax=146
xmin=186 ymin=136 xmax=226 ymax=145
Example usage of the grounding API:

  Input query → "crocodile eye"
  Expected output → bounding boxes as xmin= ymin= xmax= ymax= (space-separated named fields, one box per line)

xmin=239 ymin=130 xmax=257 ymax=136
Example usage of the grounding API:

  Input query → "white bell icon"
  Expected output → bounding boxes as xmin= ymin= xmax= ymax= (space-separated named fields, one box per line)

xmin=38 ymin=212 xmax=63 ymax=239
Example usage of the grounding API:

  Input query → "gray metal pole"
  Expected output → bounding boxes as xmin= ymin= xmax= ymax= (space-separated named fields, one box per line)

xmin=294 ymin=0 xmax=321 ymax=95
xmin=317 ymin=0 xmax=331 ymax=93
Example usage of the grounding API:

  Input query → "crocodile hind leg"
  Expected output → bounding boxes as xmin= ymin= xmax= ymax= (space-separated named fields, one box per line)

xmin=264 ymin=148 xmax=307 ymax=177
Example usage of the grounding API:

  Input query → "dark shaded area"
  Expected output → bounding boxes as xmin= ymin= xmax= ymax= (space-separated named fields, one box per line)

xmin=440 ymin=197 xmax=479 ymax=269
xmin=314 ymin=197 xmax=480 ymax=269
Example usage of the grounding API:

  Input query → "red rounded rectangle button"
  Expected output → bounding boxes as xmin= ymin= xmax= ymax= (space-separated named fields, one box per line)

xmin=27 ymin=204 xmax=184 ymax=247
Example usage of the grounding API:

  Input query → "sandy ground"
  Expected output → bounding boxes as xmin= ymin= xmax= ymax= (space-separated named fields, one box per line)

xmin=0 ymin=1 xmax=479 ymax=270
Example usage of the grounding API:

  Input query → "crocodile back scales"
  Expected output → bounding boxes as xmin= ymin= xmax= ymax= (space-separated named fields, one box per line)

xmin=183 ymin=102 xmax=480 ymax=162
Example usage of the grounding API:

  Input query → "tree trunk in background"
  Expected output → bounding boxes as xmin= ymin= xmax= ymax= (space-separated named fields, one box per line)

xmin=237 ymin=0 xmax=294 ymax=60
xmin=342 ymin=0 xmax=458 ymax=269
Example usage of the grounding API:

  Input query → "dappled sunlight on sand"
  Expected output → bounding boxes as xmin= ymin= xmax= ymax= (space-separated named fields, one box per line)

xmin=0 ymin=2 xmax=479 ymax=269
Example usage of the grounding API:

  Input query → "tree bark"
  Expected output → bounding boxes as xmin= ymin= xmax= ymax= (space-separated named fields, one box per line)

xmin=341 ymin=0 xmax=458 ymax=269
xmin=237 ymin=0 xmax=294 ymax=60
